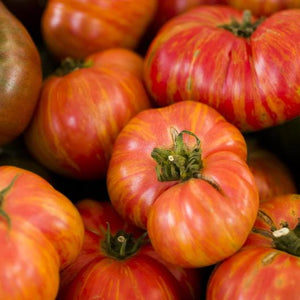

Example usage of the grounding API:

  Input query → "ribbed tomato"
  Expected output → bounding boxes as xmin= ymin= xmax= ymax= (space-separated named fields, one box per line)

xmin=41 ymin=0 xmax=157 ymax=59
xmin=0 ymin=165 xmax=84 ymax=270
xmin=24 ymin=48 xmax=152 ymax=180
xmin=58 ymin=199 xmax=203 ymax=300
xmin=0 ymin=217 xmax=60 ymax=300
xmin=206 ymin=194 xmax=300 ymax=300
xmin=144 ymin=6 xmax=300 ymax=132
xmin=107 ymin=101 xmax=259 ymax=268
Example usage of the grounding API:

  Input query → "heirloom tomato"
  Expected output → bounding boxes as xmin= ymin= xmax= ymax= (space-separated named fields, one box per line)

xmin=246 ymin=139 xmax=297 ymax=202
xmin=0 ymin=165 xmax=84 ymax=270
xmin=107 ymin=101 xmax=259 ymax=268
xmin=144 ymin=6 xmax=300 ymax=132
xmin=0 ymin=1 xmax=42 ymax=146
xmin=206 ymin=194 xmax=300 ymax=300
xmin=24 ymin=48 xmax=152 ymax=180
xmin=0 ymin=217 xmax=60 ymax=300
xmin=58 ymin=199 xmax=203 ymax=300
xmin=41 ymin=0 xmax=158 ymax=59
xmin=227 ymin=0 xmax=300 ymax=17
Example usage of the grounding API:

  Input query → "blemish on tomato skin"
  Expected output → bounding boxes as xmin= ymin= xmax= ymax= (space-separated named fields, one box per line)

xmin=261 ymin=251 xmax=278 ymax=265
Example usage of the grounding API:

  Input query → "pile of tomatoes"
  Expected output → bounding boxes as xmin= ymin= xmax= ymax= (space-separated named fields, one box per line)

xmin=1 ymin=1 xmax=300 ymax=299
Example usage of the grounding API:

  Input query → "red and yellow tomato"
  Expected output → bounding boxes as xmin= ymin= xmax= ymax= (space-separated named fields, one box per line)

xmin=206 ymin=194 xmax=300 ymax=300
xmin=58 ymin=199 xmax=203 ymax=300
xmin=41 ymin=0 xmax=158 ymax=59
xmin=24 ymin=48 xmax=152 ymax=180
xmin=144 ymin=6 xmax=300 ymax=132
xmin=107 ymin=101 xmax=259 ymax=267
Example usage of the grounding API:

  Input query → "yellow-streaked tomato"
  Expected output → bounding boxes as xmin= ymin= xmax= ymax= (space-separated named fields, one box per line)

xmin=58 ymin=199 xmax=204 ymax=300
xmin=107 ymin=101 xmax=259 ymax=268
xmin=207 ymin=194 xmax=300 ymax=300
xmin=0 ymin=165 xmax=84 ymax=270
xmin=41 ymin=0 xmax=158 ymax=59
xmin=144 ymin=6 xmax=300 ymax=132
xmin=24 ymin=48 xmax=152 ymax=180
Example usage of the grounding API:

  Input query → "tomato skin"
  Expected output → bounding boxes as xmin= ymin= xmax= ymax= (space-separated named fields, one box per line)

xmin=41 ymin=0 xmax=157 ymax=59
xmin=227 ymin=0 xmax=300 ymax=17
xmin=24 ymin=49 xmax=152 ymax=180
xmin=0 ymin=165 xmax=85 ymax=270
xmin=247 ymin=142 xmax=297 ymax=202
xmin=0 ymin=2 xmax=42 ymax=146
xmin=144 ymin=6 xmax=300 ymax=132
xmin=58 ymin=199 xmax=203 ymax=300
xmin=206 ymin=194 xmax=300 ymax=300
xmin=0 ymin=217 xmax=60 ymax=300
xmin=107 ymin=101 xmax=259 ymax=267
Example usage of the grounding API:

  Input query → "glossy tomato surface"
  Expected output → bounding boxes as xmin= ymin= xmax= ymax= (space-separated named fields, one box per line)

xmin=0 ymin=165 xmax=84 ymax=270
xmin=58 ymin=199 xmax=203 ymax=300
xmin=24 ymin=48 xmax=152 ymax=180
xmin=0 ymin=217 xmax=60 ymax=300
xmin=207 ymin=194 xmax=300 ymax=300
xmin=41 ymin=0 xmax=158 ymax=59
xmin=107 ymin=101 xmax=259 ymax=267
xmin=0 ymin=1 xmax=42 ymax=146
xmin=144 ymin=6 xmax=300 ymax=132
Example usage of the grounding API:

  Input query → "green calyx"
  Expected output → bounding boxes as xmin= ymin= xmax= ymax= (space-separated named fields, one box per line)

xmin=0 ymin=175 xmax=19 ymax=229
xmin=151 ymin=128 xmax=203 ymax=182
xmin=101 ymin=223 xmax=148 ymax=260
xmin=54 ymin=57 xmax=92 ymax=76
xmin=253 ymin=210 xmax=300 ymax=257
xmin=218 ymin=10 xmax=264 ymax=38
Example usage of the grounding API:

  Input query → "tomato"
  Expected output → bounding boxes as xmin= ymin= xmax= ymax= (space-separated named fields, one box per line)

xmin=206 ymin=194 xmax=300 ymax=300
xmin=41 ymin=0 xmax=158 ymax=59
xmin=107 ymin=101 xmax=259 ymax=268
xmin=24 ymin=48 xmax=152 ymax=180
xmin=58 ymin=199 xmax=203 ymax=300
xmin=143 ymin=6 xmax=300 ymax=132
xmin=246 ymin=139 xmax=297 ymax=202
xmin=0 ymin=217 xmax=60 ymax=300
xmin=0 ymin=1 xmax=42 ymax=146
xmin=227 ymin=0 xmax=300 ymax=17
xmin=0 ymin=165 xmax=85 ymax=270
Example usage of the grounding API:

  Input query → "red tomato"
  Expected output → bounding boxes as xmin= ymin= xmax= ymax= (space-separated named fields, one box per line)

xmin=246 ymin=140 xmax=297 ymax=202
xmin=24 ymin=48 xmax=152 ymax=180
xmin=227 ymin=0 xmax=300 ymax=17
xmin=206 ymin=194 xmax=300 ymax=300
xmin=58 ymin=199 xmax=203 ymax=300
xmin=0 ymin=1 xmax=42 ymax=146
xmin=41 ymin=0 xmax=158 ymax=59
xmin=0 ymin=217 xmax=60 ymax=299
xmin=107 ymin=101 xmax=259 ymax=268
xmin=0 ymin=165 xmax=84 ymax=270
xmin=143 ymin=6 xmax=300 ymax=132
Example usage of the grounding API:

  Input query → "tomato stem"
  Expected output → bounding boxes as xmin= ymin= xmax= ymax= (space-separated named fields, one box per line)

xmin=101 ymin=223 xmax=148 ymax=260
xmin=54 ymin=57 xmax=93 ymax=76
xmin=218 ymin=10 xmax=264 ymax=38
xmin=151 ymin=128 xmax=203 ymax=181
xmin=253 ymin=210 xmax=300 ymax=256
xmin=0 ymin=174 xmax=19 ymax=229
